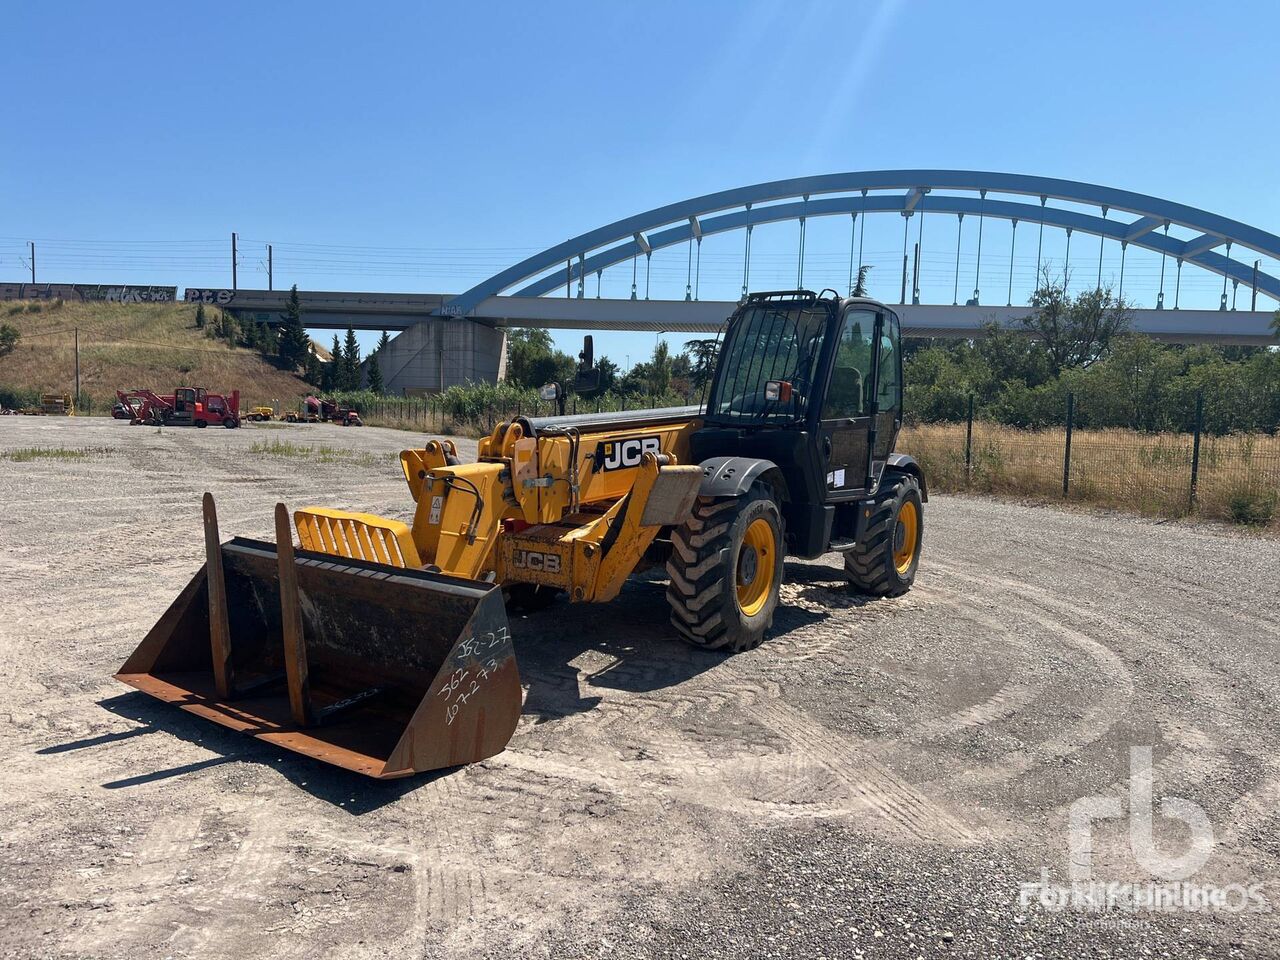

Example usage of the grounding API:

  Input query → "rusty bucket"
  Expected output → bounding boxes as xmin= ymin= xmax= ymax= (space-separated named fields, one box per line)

xmin=115 ymin=495 xmax=521 ymax=778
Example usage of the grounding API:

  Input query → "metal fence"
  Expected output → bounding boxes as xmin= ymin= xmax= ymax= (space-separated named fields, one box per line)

xmin=900 ymin=392 xmax=1280 ymax=525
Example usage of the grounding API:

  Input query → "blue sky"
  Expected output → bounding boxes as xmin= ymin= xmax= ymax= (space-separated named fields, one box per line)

xmin=4 ymin=0 xmax=1278 ymax=366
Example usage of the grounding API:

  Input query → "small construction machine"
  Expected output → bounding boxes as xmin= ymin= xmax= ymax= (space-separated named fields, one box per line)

xmin=119 ymin=292 xmax=925 ymax=778
xmin=117 ymin=387 xmax=241 ymax=428
xmin=245 ymin=405 xmax=275 ymax=422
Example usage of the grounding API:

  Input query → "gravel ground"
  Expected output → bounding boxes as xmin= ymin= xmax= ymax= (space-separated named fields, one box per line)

xmin=1 ymin=417 xmax=1277 ymax=959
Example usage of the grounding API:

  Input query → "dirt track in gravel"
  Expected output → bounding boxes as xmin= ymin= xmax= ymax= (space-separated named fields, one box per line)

xmin=1 ymin=417 xmax=1278 ymax=959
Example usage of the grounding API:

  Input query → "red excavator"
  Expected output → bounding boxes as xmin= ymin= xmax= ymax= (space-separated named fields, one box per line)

xmin=117 ymin=387 xmax=241 ymax=428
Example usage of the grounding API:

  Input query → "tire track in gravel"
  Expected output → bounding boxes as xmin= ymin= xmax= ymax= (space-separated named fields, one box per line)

xmin=927 ymin=559 xmax=1263 ymax=806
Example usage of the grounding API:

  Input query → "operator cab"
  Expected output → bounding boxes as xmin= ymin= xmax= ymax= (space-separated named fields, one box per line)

xmin=692 ymin=289 xmax=907 ymax=557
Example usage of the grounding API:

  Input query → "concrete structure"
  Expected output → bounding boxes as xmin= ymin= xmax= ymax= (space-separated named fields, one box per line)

xmin=205 ymin=286 xmax=1277 ymax=346
xmin=374 ymin=316 xmax=505 ymax=395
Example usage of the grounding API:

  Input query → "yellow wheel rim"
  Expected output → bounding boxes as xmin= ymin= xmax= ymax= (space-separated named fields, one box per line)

xmin=893 ymin=499 xmax=919 ymax=575
xmin=736 ymin=518 xmax=776 ymax=617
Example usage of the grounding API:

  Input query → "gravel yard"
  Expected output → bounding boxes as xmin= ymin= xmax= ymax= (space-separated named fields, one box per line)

xmin=1 ymin=417 xmax=1277 ymax=959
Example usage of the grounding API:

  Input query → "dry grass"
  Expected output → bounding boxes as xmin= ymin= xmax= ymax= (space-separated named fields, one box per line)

xmin=900 ymin=422 xmax=1280 ymax=529
xmin=1 ymin=446 xmax=115 ymax=462
xmin=247 ymin=438 xmax=381 ymax=466
xmin=0 ymin=300 xmax=311 ymax=412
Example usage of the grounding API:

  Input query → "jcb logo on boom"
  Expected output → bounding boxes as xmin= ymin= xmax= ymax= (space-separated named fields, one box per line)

xmin=596 ymin=435 xmax=662 ymax=472
xmin=511 ymin=550 xmax=561 ymax=574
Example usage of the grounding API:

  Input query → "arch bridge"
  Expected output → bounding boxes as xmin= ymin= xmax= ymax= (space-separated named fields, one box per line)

xmin=369 ymin=171 xmax=1280 ymax=392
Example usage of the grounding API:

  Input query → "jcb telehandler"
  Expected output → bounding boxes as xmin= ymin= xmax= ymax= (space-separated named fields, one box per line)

xmin=118 ymin=291 xmax=925 ymax=778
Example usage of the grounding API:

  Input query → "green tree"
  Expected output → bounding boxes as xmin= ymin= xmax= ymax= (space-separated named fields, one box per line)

xmin=219 ymin=310 xmax=238 ymax=345
xmin=303 ymin=348 xmax=323 ymax=387
xmin=646 ymin=340 xmax=672 ymax=395
xmin=851 ymin=264 xmax=872 ymax=297
xmin=1017 ymin=268 xmax=1132 ymax=376
xmin=1271 ymin=309 xmax=1280 ymax=341
xmin=340 ymin=327 xmax=361 ymax=389
xmin=277 ymin=285 xmax=310 ymax=371
xmin=595 ymin=355 xmax=619 ymax=393
xmin=682 ymin=338 xmax=720 ymax=389
xmin=377 ymin=329 xmax=391 ymax=353
xmin=0 ymin=323 xmax=18 ymax=358
xmin=367 ymin=353 xmax=385 ymax=394
xmin=257 ymin=321 xmax=276 ymax=354
xmin=194 ymin=303 xmax=206 ymax=329
xmin=323 ymin=334 xmax=343 ymax=392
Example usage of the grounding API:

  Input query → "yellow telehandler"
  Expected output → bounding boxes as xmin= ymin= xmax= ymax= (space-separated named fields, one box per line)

xmin=117 ymin=291 xmax=926 ymax=778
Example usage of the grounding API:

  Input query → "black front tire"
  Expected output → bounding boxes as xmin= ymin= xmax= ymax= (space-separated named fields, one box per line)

xmin=845 ymin=473 xmax=922 ymax=597
xmin=666 ymin=482 xmax=784 ymax=653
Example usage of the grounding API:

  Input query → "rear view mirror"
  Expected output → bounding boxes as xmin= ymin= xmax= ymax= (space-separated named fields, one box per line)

xmin=573 ymin=368 xmax=601 ymax=397
xmin=538 ymin=383 xmax=561 ymax=402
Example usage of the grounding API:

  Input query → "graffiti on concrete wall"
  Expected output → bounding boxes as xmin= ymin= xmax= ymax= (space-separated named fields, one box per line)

xmin=183 ymin=289 xmax=237 ymax=305
xmin=0 ymin=283 xmax=177 ymax=303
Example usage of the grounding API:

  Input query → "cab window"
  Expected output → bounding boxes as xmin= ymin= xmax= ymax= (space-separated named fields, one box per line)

xmin=877 ymin=314 xmax=902 ymax=412
xmin=822 ymin=309 xmax=876 ymax=419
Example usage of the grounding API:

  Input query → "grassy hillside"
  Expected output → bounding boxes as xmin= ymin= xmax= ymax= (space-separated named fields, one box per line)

xmin=0 ymin=299 xmax=312 ymax=414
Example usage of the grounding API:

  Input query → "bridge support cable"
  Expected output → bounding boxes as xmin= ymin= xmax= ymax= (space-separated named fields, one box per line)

xmin=1157 ymin=223 xmax=1169 ymax=309
xmin=847 ymin=213 xmax=857 ymax=296
xmin=797 ymin=194 xmax=809 ymax=288
xmin=1096 ymin=207 xmax=1108 ymax=292
xmin=1175 ymin=257 xmax=1183 ymax=309
xmin=1118 ymin=242 xmax=1128 ymax=301
xmin=596 ymin=269 xmax=602 ymax=299
xmin=1218 ymin=241 xmax=1228 ymax=309
xmin=1035 ymin=196 xmax=1047 ymax=284
xmin=915 ymin=193 xmax=926 ymax=304
xmin=972 ymin=190 xmax=987 ymax=305
xmin=741 ymin=205 xmax=753 ymax=298
xmin=1007 ymin=219 xmax=1018 ymax=306
xmin=631 ymin=251 xmax=638 ymax=301
xmin=578 ymin=255 xmax=586 ymax=299
xmin=694 ymin=236 xmax=702 ymax=301
xmin=645 ymin=251 xmax=651 ymax=300
xmin=899 ymin=213 xmax=911 ymax=304
xmin=953 ymin=213 xmax=964 ymax=305
xmin=685 ymin=235 xmax=693 ymax=301
xmin=857 ymin=190 xmax=867 ymax=277
xmin=1064 ymin=228 xmax=1073 ymax=292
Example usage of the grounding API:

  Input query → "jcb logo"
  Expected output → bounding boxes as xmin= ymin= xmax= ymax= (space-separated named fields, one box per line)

xmin=596 ymin=435 xmax=661 ymax=472
xmin=511 ymin=550 xmax=561 ymax=574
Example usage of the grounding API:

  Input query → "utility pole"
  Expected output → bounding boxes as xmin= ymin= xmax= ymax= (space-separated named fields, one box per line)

xmin=231 ymin=232 xmax=238 ymax=291
xmin=74 ymin=327 xmax=80 ymax=404
xmin=29 ymin=241 xmax=35 ymax=284
xmin=267 ymin=244 xmax=273 ymax=291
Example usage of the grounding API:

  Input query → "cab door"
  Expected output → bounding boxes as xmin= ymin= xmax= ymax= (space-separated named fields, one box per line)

xmin=867 ymin=310 xmax=903 ymax=491
xmin=817 ymin=307 xmax=877 ymax=501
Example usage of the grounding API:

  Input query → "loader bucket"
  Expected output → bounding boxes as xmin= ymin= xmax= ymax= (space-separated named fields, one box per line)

xmin=115 ymin=497 xmax=521 ymax=779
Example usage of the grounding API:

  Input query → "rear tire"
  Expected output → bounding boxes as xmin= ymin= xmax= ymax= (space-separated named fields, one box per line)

xmin=666 ymin=482 xmax=784 ymax=652
xmin=844 ymin=474 xmax=922 ymax=597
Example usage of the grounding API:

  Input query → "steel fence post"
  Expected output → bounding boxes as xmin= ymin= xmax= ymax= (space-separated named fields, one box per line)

xmin=1189 ymin=391 xmax=1204 ymax=510
xmin=1063 ymin=393 xmax=1075 ymax=498
xmin=964 ymin=393 xmax=974 ymax=485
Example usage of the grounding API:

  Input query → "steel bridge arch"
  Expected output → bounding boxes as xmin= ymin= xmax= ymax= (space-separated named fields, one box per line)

xmin=441 ymin=170 xmax=1280 ymax=315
